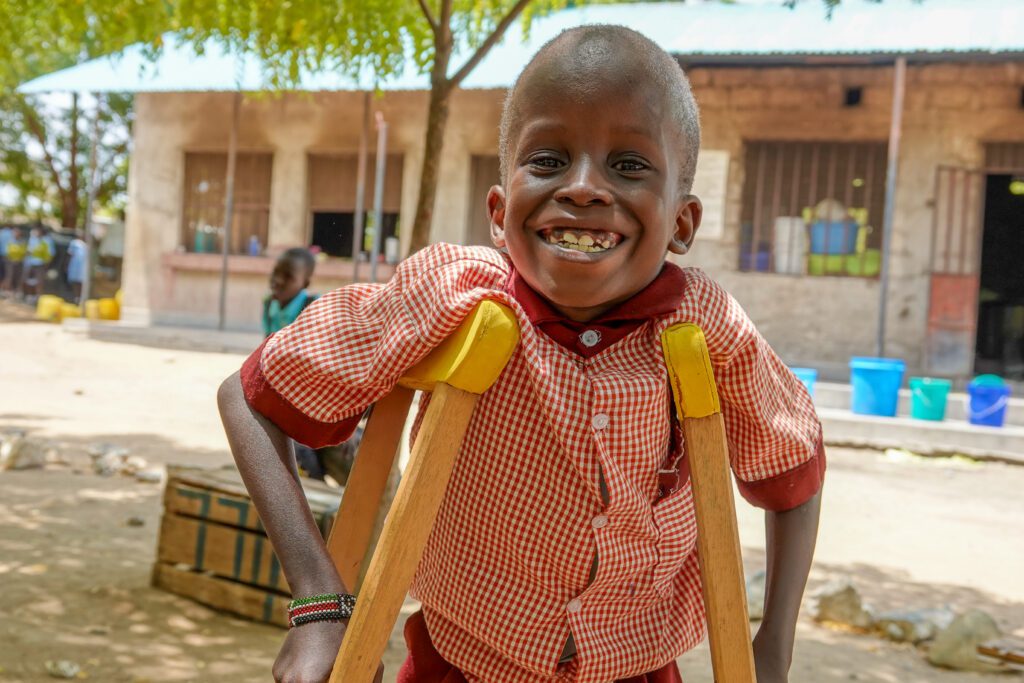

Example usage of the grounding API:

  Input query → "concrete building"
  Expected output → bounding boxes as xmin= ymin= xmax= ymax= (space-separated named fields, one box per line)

xmin=21 ymin=1 xmax=1024 ymax=380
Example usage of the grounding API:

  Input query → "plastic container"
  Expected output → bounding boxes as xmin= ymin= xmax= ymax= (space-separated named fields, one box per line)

xmin=809 ymin=220 xmax=858 ymax=255
xmin=909 ymin=377 xmax=952 ymax=421
xmin=60 ymin=303 xmax=81 ymax=320
xmin=98 ymin=298 xmax=120 ymax=321
xmin=740 ymin=249 xmax=771 ymax=272
xmin=967 ymin=375 xmax=1012 ymax=427
xmin=84 ymin=299 xmax=101 ymax=320
xmin=845 ymin=249 xmax=881 ymax=277
xmin=773 ymin=217 xmax=807 ymax=275
xmin=791 ymin=367 xmax=818 ymax=397
xmin=35 ymin=294 xmax=63 ymax=322
xmin=807 ymin=254 xmax=846 ymax=276
xmin=850 ymin=357 xmax=906 ymax=417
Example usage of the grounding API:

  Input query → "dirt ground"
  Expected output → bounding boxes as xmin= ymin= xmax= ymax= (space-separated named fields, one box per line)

xmin=0 ymin=309 xmax=1022 ymax=683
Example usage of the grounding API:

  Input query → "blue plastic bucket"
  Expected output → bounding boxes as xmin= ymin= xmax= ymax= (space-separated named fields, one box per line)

xmin=850 ymin=357 xmax=906 ymax=417
xmin=791 ymin=367 xmax=818 ymax=397
xmin=809 ymin=221 xmax=858 ymax=255
xmin=968 ymin=375 xmax=1011 ymax=427
xmin=909 ymin=377 xmax=951 ymax=421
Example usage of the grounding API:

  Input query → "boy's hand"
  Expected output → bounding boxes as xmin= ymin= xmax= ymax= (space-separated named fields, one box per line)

xmin=273 ymin=621 xmax=384 ymax=683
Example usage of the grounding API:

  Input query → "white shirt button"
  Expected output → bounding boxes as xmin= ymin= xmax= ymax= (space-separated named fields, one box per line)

xmin=579 ymin=329 xmax=602 ymax=348
xmin=566 ymin=598 xmax=583 ymax=614
xmin=591 ymin=514 xmax=609 ymax=529
xmin=592 ymin=413 xmax=610 ymax=430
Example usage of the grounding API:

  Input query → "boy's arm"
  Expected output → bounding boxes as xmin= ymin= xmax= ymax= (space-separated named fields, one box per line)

xmin=751 ymin=488 xmax=822 ymax=683
xmin=218 ymin=371 xmax=355 ymax=682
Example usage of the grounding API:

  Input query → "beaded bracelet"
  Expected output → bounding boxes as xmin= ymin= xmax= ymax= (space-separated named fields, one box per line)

xmin=287 ymin=592 xmax=356 ymax=627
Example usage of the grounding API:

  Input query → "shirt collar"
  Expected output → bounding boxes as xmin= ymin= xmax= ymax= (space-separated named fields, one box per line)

xmin=506 ymin=261 xmax=688 ymax=327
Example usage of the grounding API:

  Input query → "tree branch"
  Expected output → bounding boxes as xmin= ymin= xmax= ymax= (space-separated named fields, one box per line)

xmin=17 ymin=97 xmax=66 ymax=197
xmin=449 ymin=0 xmax=533 ymax=88
xmin=416 ymin=0 xmax=439 ymax=35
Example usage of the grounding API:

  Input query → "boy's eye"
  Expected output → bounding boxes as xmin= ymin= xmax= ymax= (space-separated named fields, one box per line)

xmin=526 ymin=154 xmax=564 ymax=170
xmin=614 ymin=157 xmax=650 ymax=173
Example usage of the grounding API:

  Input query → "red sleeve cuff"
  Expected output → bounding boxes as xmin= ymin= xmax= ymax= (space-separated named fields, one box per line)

xmin=240 ymin=339 xmax=363 ymax=449
xmin=736 ymin=436 xmax=826 ymax=512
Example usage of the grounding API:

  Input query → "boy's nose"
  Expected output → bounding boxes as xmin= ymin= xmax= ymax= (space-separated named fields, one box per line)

xmin=554 ymin=159 xmax=612 ymax=207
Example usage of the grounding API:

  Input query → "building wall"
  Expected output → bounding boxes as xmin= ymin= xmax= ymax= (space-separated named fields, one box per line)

xmin=123 ymin=62 xmax=1024 ymax=373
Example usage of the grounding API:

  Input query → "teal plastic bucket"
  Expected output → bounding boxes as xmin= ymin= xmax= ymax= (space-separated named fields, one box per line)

xmin=850 ymin=357 xmax=905 ymax=417
xmin=909 ymin=377 xmax=951 ymax=421
xmin=791 ymin=367 xmax=818 ymax=397
xmin=968 ymin=375 xmax=1011 ymax=427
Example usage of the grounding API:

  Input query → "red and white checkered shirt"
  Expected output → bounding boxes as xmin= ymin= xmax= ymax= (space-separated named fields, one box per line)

xmin=242 ymin=243 xmax=824 ymax=682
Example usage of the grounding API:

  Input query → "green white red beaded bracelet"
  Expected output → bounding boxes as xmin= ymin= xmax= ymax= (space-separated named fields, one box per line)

xmin=287 ymin=593 xmax=356 ymax=627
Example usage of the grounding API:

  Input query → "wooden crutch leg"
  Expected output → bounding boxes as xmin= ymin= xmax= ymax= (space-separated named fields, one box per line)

xmin=328 ymin=301 xmax=520 ymax=683
xmin=662 ymin=323 xmax=756 ymax=683
xmin=326 ymin=386 xmax=415 ymax=592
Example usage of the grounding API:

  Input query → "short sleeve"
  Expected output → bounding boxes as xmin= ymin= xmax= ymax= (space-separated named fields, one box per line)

xmin=240 ymin=244 xmax=510 ymax=448
xmin=688 ymin=273 xmax=824 ymax=512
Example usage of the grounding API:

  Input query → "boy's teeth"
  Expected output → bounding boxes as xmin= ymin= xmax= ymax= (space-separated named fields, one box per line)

xmin=544 ymin=228 xmax=619 ymax=253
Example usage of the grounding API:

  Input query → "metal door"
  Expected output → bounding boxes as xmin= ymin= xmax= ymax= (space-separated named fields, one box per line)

xmin=925 ymin=165 xmax=985 ymax=376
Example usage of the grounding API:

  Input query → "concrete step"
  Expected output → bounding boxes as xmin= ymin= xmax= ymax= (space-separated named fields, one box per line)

xmin=819 ymin=407 xmax=1024 ymax=464
xmin=62 ymin=319 xmax=261 ymax=355
xmin=812 ymin=381 xmax=1024 ymax=428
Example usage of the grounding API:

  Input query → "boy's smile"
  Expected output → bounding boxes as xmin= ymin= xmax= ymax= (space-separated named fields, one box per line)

xmin=488 ymin=63 xmax=701 ymax=323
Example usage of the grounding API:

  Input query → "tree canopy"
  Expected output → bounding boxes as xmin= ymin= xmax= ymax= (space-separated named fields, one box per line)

xmin=0 ymin=0 xmax=904 ymax=240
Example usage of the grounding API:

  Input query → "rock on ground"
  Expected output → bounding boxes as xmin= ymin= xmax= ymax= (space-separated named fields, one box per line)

xmin=875 ymin=606 xmax=956 ymax=644
xmin=811 ymin=579 xmax=874 ymax=630
xmin=927 ymin=609 xmax=1006 ymax=673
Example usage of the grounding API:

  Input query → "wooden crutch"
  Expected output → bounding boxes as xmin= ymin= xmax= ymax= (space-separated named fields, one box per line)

xmin=662 ymin=323 xmax=756 ymax=682
xmin=325 ymin=300 xmax=520 ymax=683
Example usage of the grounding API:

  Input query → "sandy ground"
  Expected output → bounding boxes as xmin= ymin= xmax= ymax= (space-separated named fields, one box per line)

xmin=0 ymin=307 xmax=1021 ymax=683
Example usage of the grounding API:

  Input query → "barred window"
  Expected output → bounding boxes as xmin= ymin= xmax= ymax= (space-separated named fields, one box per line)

xmin=740 ymin=141 xmax=888 ymax=277
xmin=182 ymin=152 xmax=273 ymax=255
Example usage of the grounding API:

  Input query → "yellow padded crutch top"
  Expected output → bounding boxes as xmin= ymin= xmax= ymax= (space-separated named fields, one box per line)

xmin=661 ymin=323 xmax=721 ymax=419
xmin=399 ymin=300 xmax=520 ymax=395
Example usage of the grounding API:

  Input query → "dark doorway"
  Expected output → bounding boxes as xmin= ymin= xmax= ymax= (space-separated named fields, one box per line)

xmin=311 ymin=212 xmax=355 ymax=258
xmin=975 ymin=174 xmax=1024 ymax=379
xmin=310 ymin=211 xmax=401 ymax=260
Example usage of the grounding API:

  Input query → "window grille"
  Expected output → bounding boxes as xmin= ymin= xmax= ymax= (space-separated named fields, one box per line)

xmin=182 ymin=152 xmax=273 ymax=255
xmin=739 ymin=141 xmax=888 ymax=277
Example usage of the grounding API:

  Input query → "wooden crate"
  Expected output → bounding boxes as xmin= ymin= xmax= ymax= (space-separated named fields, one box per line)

xmin=152 ymin=465 xmax=343 ymax=627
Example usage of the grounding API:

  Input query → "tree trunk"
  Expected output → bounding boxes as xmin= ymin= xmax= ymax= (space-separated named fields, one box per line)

xmin=407 ymin=67 xmax=453 ymax=255
xmin=64 ymin=93 xmax=80 ymax=229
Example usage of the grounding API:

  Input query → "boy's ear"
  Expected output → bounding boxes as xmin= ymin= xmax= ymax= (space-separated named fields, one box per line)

xmin=487 ymin=185 xmax=507 ymax=249
xmin=669 ymin=195 xmax=703 ymax=255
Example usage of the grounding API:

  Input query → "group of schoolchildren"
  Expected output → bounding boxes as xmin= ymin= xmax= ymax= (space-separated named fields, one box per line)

xmin=0 ymin=224 xmax=87 ymax=302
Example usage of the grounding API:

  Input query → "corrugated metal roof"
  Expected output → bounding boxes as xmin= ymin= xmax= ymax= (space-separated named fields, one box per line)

xmin=19 ymin=0 xmax=1024 ymax=94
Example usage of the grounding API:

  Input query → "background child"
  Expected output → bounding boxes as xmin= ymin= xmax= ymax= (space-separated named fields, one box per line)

xmin=220 ymin=25 xmax=823 ymax=683
xmin=2 ymin=227 xmax=28 ymax=297
xmin=263 ymin=247 xmax=318 ymax=338
xmin=23 ymin=225 xmax=54 ymax=300
xmin=65 ymin=231 xmax=88 ymax=303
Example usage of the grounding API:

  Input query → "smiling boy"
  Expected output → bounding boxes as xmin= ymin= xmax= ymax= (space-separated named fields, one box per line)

xmin=219 ymin=25 xmax=823 ymax=683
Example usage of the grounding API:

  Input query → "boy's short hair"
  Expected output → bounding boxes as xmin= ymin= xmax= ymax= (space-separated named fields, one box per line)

xmin=280 ymin=247 xmax=316 ymax=277
xmin=498 ymin=25 xmax=701 ymax=194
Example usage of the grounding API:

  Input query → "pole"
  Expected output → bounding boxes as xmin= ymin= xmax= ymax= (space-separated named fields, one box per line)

xmin=217 ymin=92 xmax=241 ymax=331
xmin=876 ymin=56 xmax=907 ymax=357
xmin=370 ymin=112 xmax=388 ymax=284
xmin=80 ymin=93 xmax=102 ymax=306
xmin=352 ymin=92 xmax=371 ymax=283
